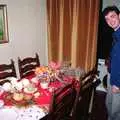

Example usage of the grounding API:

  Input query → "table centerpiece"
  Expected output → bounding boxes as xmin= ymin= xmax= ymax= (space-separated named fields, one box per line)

xmin=35 ymin=61 xmax=61 ymax=89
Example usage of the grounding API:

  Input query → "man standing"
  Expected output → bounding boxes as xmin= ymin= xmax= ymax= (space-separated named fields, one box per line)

xmin=103 ymin=6 xmax=120 ymax=120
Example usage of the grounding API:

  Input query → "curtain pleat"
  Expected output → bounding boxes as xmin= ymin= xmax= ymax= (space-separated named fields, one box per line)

xmin=46 ymin=0 xmax=100 ymax=72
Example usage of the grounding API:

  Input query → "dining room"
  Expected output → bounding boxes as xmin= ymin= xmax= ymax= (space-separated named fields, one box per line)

xmin=0 ymin=0 xmax=101 ymax=120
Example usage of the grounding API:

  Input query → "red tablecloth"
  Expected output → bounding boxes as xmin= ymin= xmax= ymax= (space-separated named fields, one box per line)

xmin=0 ymin=74 xmax=74 ymax=107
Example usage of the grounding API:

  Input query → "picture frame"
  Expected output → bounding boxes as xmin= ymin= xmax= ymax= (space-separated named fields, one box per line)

xmin=0 ymin=5 xmax=9 ymax=43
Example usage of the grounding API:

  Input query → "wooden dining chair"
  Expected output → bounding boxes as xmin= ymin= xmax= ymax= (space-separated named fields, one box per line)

xmin=18 ymin=53 xmax=40 ymax=78
xmin=75 ymin=68 xmax=98 ymax=120
xmin=70 ymin=79 xmax=81 ymax=120
xmin=0 ymin=59 xmax=17 ymax=85
xmin=44 ymin=82 xmax=77 ymax=120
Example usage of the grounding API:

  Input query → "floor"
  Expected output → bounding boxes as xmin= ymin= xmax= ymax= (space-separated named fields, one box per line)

xmin=76 ymin=90 xmax=108 ymax=120
xmin=89 ymin=90 xmax=108 ymax=120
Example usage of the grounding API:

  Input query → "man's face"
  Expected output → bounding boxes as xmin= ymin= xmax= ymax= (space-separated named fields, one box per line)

xmin=105 ymin=11 xmax=120 ymax=30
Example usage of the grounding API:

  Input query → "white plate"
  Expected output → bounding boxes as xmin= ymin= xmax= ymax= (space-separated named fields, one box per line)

xmin=0 ymin=108 xmax=17 ymax=120
xmin=24 ymin=87 xmax=37 ymax=94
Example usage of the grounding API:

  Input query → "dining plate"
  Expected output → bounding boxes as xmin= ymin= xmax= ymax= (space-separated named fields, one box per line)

xmin=24 ymin=87 xmax=37 ymax=94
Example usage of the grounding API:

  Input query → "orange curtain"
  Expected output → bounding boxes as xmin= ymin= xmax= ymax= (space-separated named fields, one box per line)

xmin=46 ymin=0 xmax=100 ymax=72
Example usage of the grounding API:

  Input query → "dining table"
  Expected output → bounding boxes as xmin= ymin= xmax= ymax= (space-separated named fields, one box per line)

xmin=0 ymin=74 xmax=75 ymax=120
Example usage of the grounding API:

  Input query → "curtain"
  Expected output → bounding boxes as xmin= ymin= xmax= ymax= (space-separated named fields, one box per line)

xmin=46 ymin=0 xmax=100 ymax=72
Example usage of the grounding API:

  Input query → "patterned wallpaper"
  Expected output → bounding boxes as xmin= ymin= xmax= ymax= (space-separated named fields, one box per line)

xmin=103 ymin=0 xmax=120 ymax=10
xmin=113 ymin=0 xmax=120 ymax=9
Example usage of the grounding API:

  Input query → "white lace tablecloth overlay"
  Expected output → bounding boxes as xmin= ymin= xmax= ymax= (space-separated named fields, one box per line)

xmin=0 ymin=105 xmax=46 ymax=120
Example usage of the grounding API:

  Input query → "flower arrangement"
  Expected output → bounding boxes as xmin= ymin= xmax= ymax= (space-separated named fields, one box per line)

xmin=35 ymin=66 xmax=51 ymax=81
xmin=35 ymin=61 xmax=61 ymax=82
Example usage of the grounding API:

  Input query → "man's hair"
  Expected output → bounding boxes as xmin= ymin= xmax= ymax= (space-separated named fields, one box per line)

xmin=103 ymin=6 xmax=120 ymax=17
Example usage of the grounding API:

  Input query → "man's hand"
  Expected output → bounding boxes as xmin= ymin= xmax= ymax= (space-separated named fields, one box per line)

xmin=112 ymin=85 xmax=120 ymax=93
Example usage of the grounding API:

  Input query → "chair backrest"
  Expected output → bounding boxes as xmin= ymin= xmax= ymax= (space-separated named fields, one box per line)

xmin=0 ymin=59 xmax=16 ymax=85
xmin=80 ymin=68 xmax=97 ymax=91
xmin=49 ymin=83 xmax=77 ymax=120
xmin=76 ymin=68 xmax=97 ymax=120
xmin=18 ymin=53 xmax=40 ymax=78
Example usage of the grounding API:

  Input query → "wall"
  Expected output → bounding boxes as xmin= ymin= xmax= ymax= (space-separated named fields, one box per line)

xmin=103 ymin=0 xmax=120 ymax=9
xmin=0 ymin=0 xmax=48 ymax=77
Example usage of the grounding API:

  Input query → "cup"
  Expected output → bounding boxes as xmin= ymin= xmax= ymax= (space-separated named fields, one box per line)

xmin=40 ymin=82 xmax=49 ymax=89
